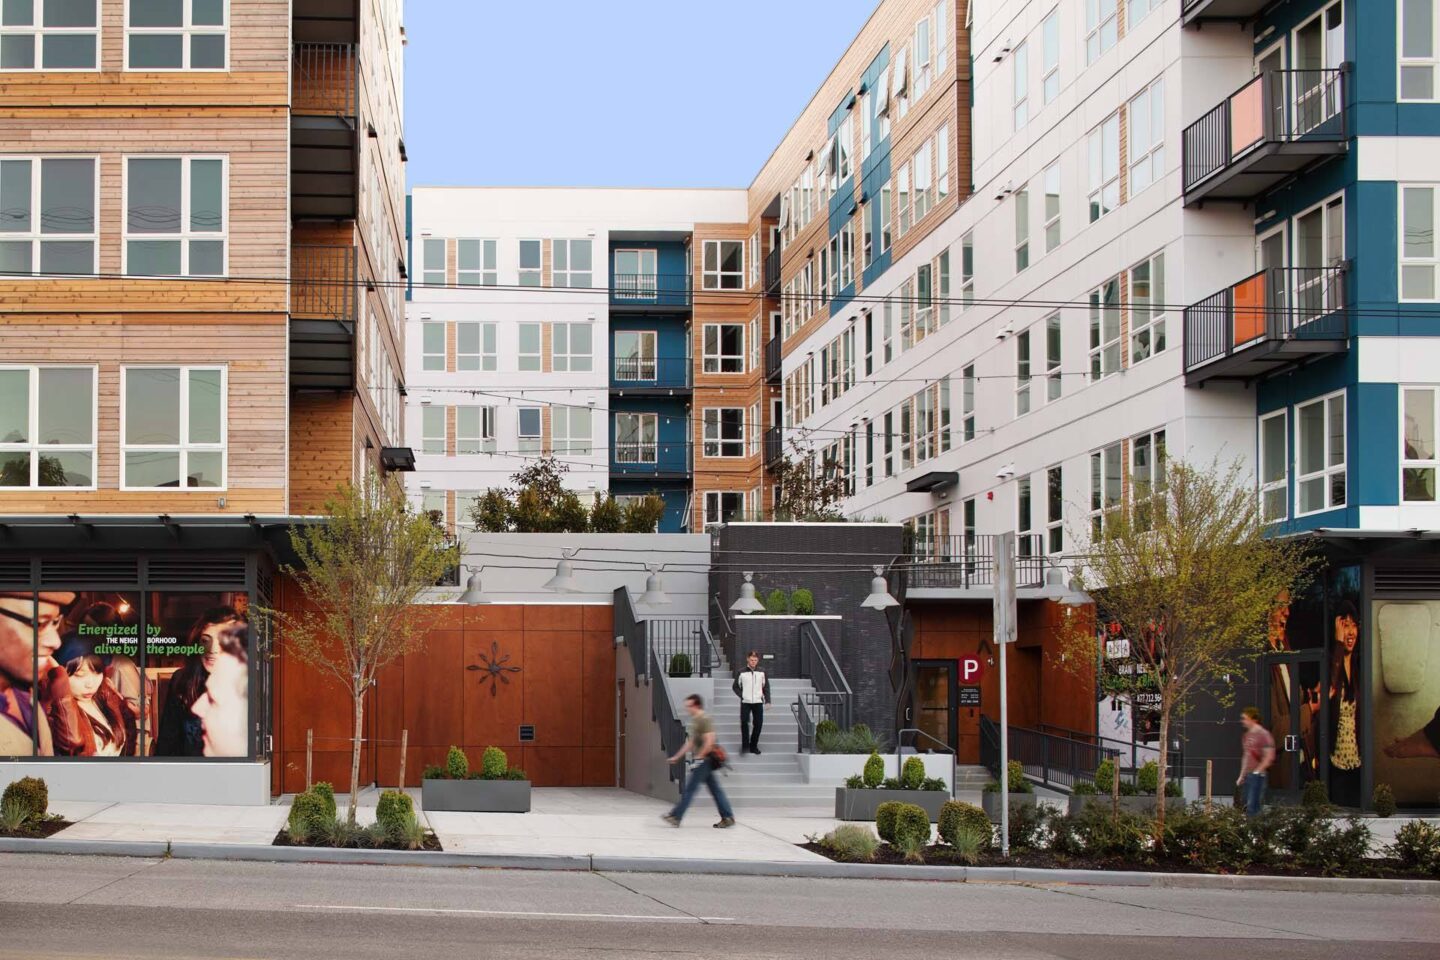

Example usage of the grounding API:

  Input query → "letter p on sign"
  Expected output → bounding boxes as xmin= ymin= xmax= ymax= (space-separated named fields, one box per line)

xmin=958 ymin=654 xmax=985 ymax=684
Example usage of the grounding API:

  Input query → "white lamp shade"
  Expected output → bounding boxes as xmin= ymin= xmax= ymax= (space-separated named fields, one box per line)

xmin=639 ymin=570 xmax=670 ymax=606
xmin=457 ymin=570 xmax=485 ymax=605
xmin=861 ymin=572 xmax=899 ymax=610
xmin=730 ymin=577 xmax=766 ymax=614
xmin=544 ymin=557 xmax=578 ymax=593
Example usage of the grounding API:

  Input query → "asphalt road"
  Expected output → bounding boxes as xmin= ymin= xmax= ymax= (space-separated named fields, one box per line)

xmin=0 ymin=853 xmax=1437 ymax=959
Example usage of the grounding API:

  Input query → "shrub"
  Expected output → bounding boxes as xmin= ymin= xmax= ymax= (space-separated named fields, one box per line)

xmin=1007 ymin=799 xmax=1049 ymax=849
xmin=374 ymin=790 xmax=414 ymax=839
xmin=1050 ymin=806 xmax=1150 ymax=860
xmin=1372 ymin=783 xmax=1397 ymax=818
xmin=984 ymin=761 xmax=1033 ymax=794
xmin=815 ymin=719 xmax=840 ymax=741
xmin=821 ymin=824 xmax=879 ymax=862
xmin=862 ymin=752 xmax=884 ymax=789
xmin=901 ymin=756 xmax=925 ymax=791
xmin=311 ymin=781 xmax=337 ymax=819
xmin=1094 ymin=759 xmax=1117 ymax=792
xmin=1136 ymin=760 xmax=1159 ymax=795
xmin=1072 ymin=781 xmax=1098 ymax=796
xmin=1301 ymin=778 xmax=1330 ymax=810
xmin=504 ymin=767 xmax=528 ymax=781
xmin=421 ymin=764 xmax=447 ymax=781
xmin=318 ymin=817 xmax=368 ymax=849
xmin=921 ymin=776 xmax=947 ymax=792
xmin=589 ymin=494 xmax=623 ymax=532
xmin=875 ymin=801 xmax=904 ymax=844
xmin=2 ymin=777 xmax=47 ymax=821
xmin=287 ymin=790 xmax=333 ymax=844
xmin=480 ymin=746 xmax=508 ymax=780
xmin=791 ymin=589 xmax=815 ymax=615
xmin=844 ymin=774 xmax=864 ymax=790
xmin=1300 ymin=817 xmax=1372 ymax=877
xmin=949 ymin=823 xmax=990 ymax=865
xmin=445 ymin=746 xmax=469 ymax=780
xmin=1390 ymin=821 xmax=1440 ymax=875
xmin=938 ymin=800 xmax=991 ymax=849
xmin=1163 ymin=805 xmax=1259 ymax=872
xmin=1 ymin=796 xmax=30 ymax=832
xmin=1164 ymin=780 xmax=1183 ymax=798
xmin=764 ymin=589 xmax=789 ymax=614
xmin=667 ymin=652 xmax=693 ymax=678
xmin=881 ymin=777 xmax=905 ymax=791
xmin=891 ymin=803 xmax=932 ymax=860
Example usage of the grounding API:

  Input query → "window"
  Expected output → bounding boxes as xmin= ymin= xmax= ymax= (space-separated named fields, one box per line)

xmin=879 ymin=181 xmax=892 ymax=253
xmin=124 ymin=156 xmax=225 ymax=276
xmin=961 ymin=363 xmax=975 ymax=441
xmin=835 ymin=113 xmax=853 ymax=184
xmin=457 ymin=321 xmax=496 ymax=372
xmin=1296 ymin=391 xmax=1346 ymax=515
xmin=1089 ymin=276 xmax=1121 ymax=380
xmin=1403 ymin=386 xmax=1440 ymax=501
xmin=882 ymin=298 xmax=895 ymax=363
xmin=1042 ymin=8 xmax=1060 ymax=103
xmin=552 ymin=406 xmax=591 ymax=455
xmin=517 ymin=407 xmax=542 ymax=455
xmin=1046 ymin=466 xmax=1064 ymax=554
xmin=1013 ymin=40 xmax=1029 ymax=129
xmin=1042 ymin=162 xmax=1061 ymax=252
xmin=552 ymin=322 xmax=592 ymax=372
xmin=1401 ymin=0 xmax=1440 ymax=100
xmin=913 ymin=12 xmax=933 ymax=99
xmin=938 ymin=248 xmax=951 ymax=327
xmin=861 ymin=199 xmax=873 ymax=268
xmin=0 ymin=156 xmax=97 ymax=276
xmin=126 ymin=0 xmax=227 ymax=69
xmin=703 ymin=323 xmax=745 ymax=374
xmin=749 ymin=232 xmax=760 ymax=286
xmin=1131 ymin=429 xmax=1166 ymax=530
xmin=517 ymin=322 xmax=541 ymax=372
xmin=1129 ymin=78 xmax=1165 ymax=195
xmin=704 ymin=491 xmax=746 ymax=526
xmin=615 ymin=412 xmax=657 ymax=464
xmin=1260 ymin=410 xmax=1289 ymax=521
xmin=456 ymin=406 xmax=496 ymax=455
xmin=420 ymin=405 xmax=445 ymax=455
xmin=1085 ymin=0 xmax=1117 ymax=64
xmin=612 ymin=248 xmax=657 ymax=298
xmin=1129 ymin=251 xmax=1166 ymax=363
xmin=1089 ymin=441 xmax=1122 ymax=537
xmin=1017 ymin=476 xmax=1035 ymax=556
xmin=1016 ymin=330 xmax=1032 ymax=416
xmin=552 ymin=238 xmax=592 ymax=289
xmin=1045 ymin=313 xmax=1062 ymax=402
xmin=614 ymin=330 xmax=656 ymax=380
xmin=421 ymin=321 xmax=445 ymax=372
xmin=960 ymin=232 xmax=974 ymax=306
xmin=517 ymin=239 xmax=541 ymax=286
xmin=1401 ymin=185 xmax=1440 ymax=300
xmin=121 ymin=366 xmax=225 ymax=489
xmin=703 ymin=408 xmax=745 ymax=458
xmin=1087 ymin=114 xmax=1120 ymax=222
xmin=936 ymin=124 xmax=950 ymax=202
xmin=702 ymin=240 xmax=743 ymax=290
xmin=913 ymin=142 xmax=932 ymax=222
xmin=457 ymin=239 xmax=496 ymax=286
xmin=896 ymin=164 xmax=911 ymax=238
xmin=839 ymin=218 xmax=855 ymax=289
xmin=0 ymin=0 xmax=98 ymax=69
xmin=1014 ymin=183 xmax=1030 ymax=272
xmin=0 ymin=366 xmax=95 ymax=488
xmin=420 ymin=238 xmax=445 ymax=287
xmin=749 ymin=316 xmax=760 ymax=371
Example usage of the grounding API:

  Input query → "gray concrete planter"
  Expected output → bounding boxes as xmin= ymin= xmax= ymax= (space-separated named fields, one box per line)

xmin=1067 ymin=794 xmax=1161 ymax=817
xmin=834 ymin=788 xmax=949 ymax=822
xmin=422 ymin=778 xmax=531 ymax=813
xmin=981 ymin=791 xmax=1038 ymax=823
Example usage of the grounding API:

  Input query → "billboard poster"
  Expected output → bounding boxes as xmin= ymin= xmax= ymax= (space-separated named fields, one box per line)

xmin=1373 ymin=598 xmax=1440 ymax=807
xmin=146 ymin=593 xmax=250 ymax=758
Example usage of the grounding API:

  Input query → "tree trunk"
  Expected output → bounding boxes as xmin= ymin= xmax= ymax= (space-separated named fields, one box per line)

xmin=1154 ymin=702 xmax=1171 ymax=847
xmin=348 ymin=689 xmax=365 ymax=825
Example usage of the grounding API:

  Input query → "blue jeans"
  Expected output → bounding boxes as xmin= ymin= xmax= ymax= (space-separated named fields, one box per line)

xmin=1243 ymin=772 xmax=1267 ymax=816
xmin=670 ymin=760 xmax=734 ymax=822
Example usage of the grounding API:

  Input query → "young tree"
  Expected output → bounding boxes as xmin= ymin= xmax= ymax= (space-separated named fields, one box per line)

xmin=1060 ymin=458 xmax=1313 ymax=839
xmin=270 ymin=471 xmax=458 ymax=823
xmin=772 ymin=438 xmax=849 ymax=521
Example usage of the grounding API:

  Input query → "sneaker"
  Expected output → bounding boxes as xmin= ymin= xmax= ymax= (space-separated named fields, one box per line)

xmin=751 ymin=747 xmax=762 ymax=755
xmin=661 ymin=814 xmax=681 ymax=827
xmin=713 ymin=817 xmax=736 ymax=829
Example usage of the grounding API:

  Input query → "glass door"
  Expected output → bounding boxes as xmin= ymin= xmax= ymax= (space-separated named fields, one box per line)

xmin=1294 ymin=196 xmax=1344 ymax=326
xmin=1264 ymin=653 xmax=1326 ymax=798
xmin=912 ymin=659 xmax=957 ymax=754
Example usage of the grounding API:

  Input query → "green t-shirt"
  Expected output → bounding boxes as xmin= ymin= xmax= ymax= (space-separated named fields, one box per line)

xmin=689 ymin=712 xmax=714 ymax=753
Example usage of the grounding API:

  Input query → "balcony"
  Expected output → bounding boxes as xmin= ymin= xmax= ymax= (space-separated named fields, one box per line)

xmin=764 ymin=426 xmax=783 ymax=466
xmin=1182 ymin=69 xmax=1347 ymax=206
xmin=294 ymin=0 xmax=357 ymax=44
xmin=1183 ymin=264 xmax=1349 ymax=385
xmin=291 ymin=42 xmax=358 ymax=220
xmin=610 ymin=440 xmax=691 ymax=481
xmin=764 ymin=335 xmax=782 ymax=384
xmin=904 ymin=535 xmax=1047 ymax=596
xmin=290 ymin=244 xmax=356 ymax=390
xmin=1181 ymin=0 xmax=1270 ymax=26
xmin=609 ymin=273 xmax=692 ymax=312
xmin=610 ymin=356 xmax=691 ymax=395
xmin=763 ymin=247 xmax=781 ymax=296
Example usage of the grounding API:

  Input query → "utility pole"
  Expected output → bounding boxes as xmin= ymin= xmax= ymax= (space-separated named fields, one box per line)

xmin=994 ymin=531 xmax=1017 ymax=858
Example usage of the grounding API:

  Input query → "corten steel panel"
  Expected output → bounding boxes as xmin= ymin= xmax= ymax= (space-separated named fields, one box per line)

xmin=462 ymin=631 xmax=526 ymax=750
xmin=469 ymin=604 xmax=523 ymax=632
xmin=525 ymin=604 xmax=584 ymax=631
xmin=402 ymin=630 xmax=465 ymax=747
xmin=524 ymin=631 xmax=586 ymax=747
xmin=523 ymin=746 xmax=584 ymax=788
xmin=581 ymin=633 xmax=618 ymax=747
xmin=583 ymin=748 xmax=617 ymax=787
xmin=583 ymin=605 xmax=614 ymax=632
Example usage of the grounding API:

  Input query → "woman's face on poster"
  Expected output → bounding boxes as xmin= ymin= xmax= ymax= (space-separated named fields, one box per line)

xmin=192 ymin=648 xmax=247 ymax=757
xmin=1335 ymin=614 xmax=1359 ymax=653
xmin=69 ymin=658 xmax=103 ymax=701
xmin=199 ymin=619 xmax=241 ymax=672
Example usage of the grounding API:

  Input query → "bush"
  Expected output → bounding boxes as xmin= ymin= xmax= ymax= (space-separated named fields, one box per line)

xmin=589 ymin=494 xmax=623 ymax=533
xmin=287 ymin=790 xmax=334 ymax=843
xmin=1163 ymin=805 xmax=1260 ymax=872
xmin=1136 ymin=760 xmax=1159 ymax=795
xmin=814 ymin=719 xmax=839 ymax=741
xmin=1301 ymin=778 xmax=1330 ymax=809
xmin=921 ymin=777 xmax=947 ymax=792
xmin=844 ymin=774 xmax=864 ymax=789
xmin=1094 ymin=759 xmax=1117 ymax=792
xmin=901 ymin=757 xmax=925 ymax=791
xmin=820 ymin=824 xmax=879 ymax=862
xmin=950 ymin=822 xmax=990 ymax=865
xmin=311 ymin=781 xmax=337 ymax=819
xmin=421 ymin=764 xmax=447 ymax=781
xmin=1164 ymin=780 xmax=1183 ymax=798
xmin=875 ymin=801 xmax=904 ymax=844
xmin=0 ymin=796 xmax=29 ymax=833
xmin=862 ymin=752 xmax=884 ymax=789
xmin=2 ymin=777 xmax=47 ymax=821
xmin=374 ymin=790 xmax=414 ymax=838
xmin=1007 ymin=799 xmax=1049 ymax=850
xmin=446 ymin=746 xmax=469 ymax=780
xmin=983 ymin=761 xmax=1033 ymax=794
xmin=881 ymin=777 xmax=905 ymax=791
xmin=1050 ymin=806 xmax=1150 ymax=860
xmin=764 ymin=589 xmax=789 ymax=614
xmin=817 ymin=723 xmax=881 ymax=755
xmin=938 ymin=800 xmax=991 ymax=849
xmin=791 ymin=589 xmax=815 ymax=615
xmin=1390 ymin=821 xmax=1440 ymax=875
xmin=1072 ymin=781 xmax=1098 ymax=796
xmin=504 ymin=767 xmax=528 ymax=781
xmin=480 ymin=746 xmax=508 ymax=780
xmin=891 ymin=804 xmax=932 ymax=860
xmin=1372 ymin=783 xmax=1397 ymax=818
xmin=1301 ymin=817 xmax=1372 ymax=877
xmin=667 ymin=653 xmax=693 ymax=678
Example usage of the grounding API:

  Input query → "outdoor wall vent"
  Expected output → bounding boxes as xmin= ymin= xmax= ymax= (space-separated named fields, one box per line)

xmin=519 ymin=725 xmax=536 ymax=743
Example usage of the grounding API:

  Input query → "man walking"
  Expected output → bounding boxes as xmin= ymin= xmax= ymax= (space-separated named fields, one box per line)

xmin=662 ymin=694 xmax=735 ymax=829
xmin=732 ymin=649 xmax=770 ymax=755
xmin=1237 ymin=706 xmax=1276 ymax=816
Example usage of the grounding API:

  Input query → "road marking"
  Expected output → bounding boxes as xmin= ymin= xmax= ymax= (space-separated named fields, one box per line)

xmin=295 ymin=904 xmax=734 ymax=923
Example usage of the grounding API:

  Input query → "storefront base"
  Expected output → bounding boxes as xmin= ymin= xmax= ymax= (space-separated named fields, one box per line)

xmin=0 ymin=762 xmax=271 ymax=806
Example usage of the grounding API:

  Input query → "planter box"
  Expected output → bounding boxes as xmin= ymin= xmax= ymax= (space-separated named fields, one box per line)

xmin=1066 ymin=794 xmax=1164 ymax=817
xmin=834 ymin=787 xmax=949 ymax=822
xmin=981 ymin=791 xmax=1039 ymax=823
xmin=421 ymin=778 xmax=531 ymax=813
xmin=799 ymin=753 xmax=954 ymax=791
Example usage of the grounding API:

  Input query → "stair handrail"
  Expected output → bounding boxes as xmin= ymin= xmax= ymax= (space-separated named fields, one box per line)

xmin=980 ymin=715 xmax=1124 ymax=792
xmin=698 ymin=620 xmax=726 ymax=677
xmin=710 ymin=594 xmax=739 ymax=671
xmin=797 ymin=620 xmax=853 ymax=741
xmin=650 ymin=644 xmax=688 ymax=791
xmin=613 ymin=586 xmax=648 ymax=685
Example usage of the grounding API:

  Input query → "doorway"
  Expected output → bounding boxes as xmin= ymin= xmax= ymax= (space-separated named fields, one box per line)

xmin=912 ymin=659 xmax=958 ymax=756
xmin=1263 ymin=652 xmax=1326 ymax=799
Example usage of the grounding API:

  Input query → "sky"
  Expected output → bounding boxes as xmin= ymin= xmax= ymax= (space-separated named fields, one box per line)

xmin=403 ymin=0 xmax=880 ymax=190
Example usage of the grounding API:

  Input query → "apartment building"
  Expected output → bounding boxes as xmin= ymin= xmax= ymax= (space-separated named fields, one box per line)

xmin=0 ymin=1 xmax=407 ymax=800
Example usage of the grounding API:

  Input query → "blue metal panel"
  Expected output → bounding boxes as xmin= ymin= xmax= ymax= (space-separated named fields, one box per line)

xmin=607 ymin=395 xmax=690 ymax=478
xmin=1356 ymin=381 xmax=1400 ymax=507
xmin=608 ymin=315 xmax=690 ymax=389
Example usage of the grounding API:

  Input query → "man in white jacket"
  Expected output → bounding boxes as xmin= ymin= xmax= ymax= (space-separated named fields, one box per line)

xmin=731 ymin=650 xmax=771 ymax=755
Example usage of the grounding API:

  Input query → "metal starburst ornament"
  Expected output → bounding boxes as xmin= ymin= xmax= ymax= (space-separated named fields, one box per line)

xmin=467 ymin=641 xmax=521 ymax=696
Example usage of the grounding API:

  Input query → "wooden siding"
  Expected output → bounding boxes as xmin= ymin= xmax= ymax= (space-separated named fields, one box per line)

xmin=289 ymin=394 xmax=355 ymax=516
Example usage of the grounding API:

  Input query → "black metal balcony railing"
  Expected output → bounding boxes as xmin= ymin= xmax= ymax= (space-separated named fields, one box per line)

xmin=904 ymin=534 xmax=1046 ymax=590
xmin=1183 ymin=68 xmax=1346 ymax=197
xmin=611 ymin=356 xmax=691 ymax=387
xmin=764 ymin=335 xmax=782 ymax=383
xmin=764 ymin=425 xmax=783 ymax=465
xmin=764 ymin=247 xmax=781 ymax=296
xmin=292 ymin=42 xmax=357 ymax=119
xmin=609 ymin=273 xmax=692 ymax=307
xmin=291 ymin=244 xmax=356 ymax=321
xmin=1184 ymin=263 xmax=1349 ymax=373
xmin=614 ymin=441 xmax=658 ymax=465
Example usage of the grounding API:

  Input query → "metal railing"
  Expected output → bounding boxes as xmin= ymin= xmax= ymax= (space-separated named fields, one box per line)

xmin=981 ymin=716 xmax=1124 ymax=792
xmin=764 ymin=426 xmax=782 ymax=465
xmin=710 ymin=594 xmax=739 ymax=673
xmin=611 ymin=356 xmax=691 ymax=387
xmin=647 ymin=617 xmax=712 ymax=678
xmin=795 ymin=621 xmax=852 ymax=752
xmin=650 ymin=645 xmax=689 ymax=791
xmin=293 ymin=42 xmax=357 ymax=119
xmin=1183 ymin=263 xmax=1349 ymax=372
xmin=614 ymin=441 xmax=658 ymax=464
xmin=763 ymin=247 xmax=781 ymax=296
xmin=610 ymin=273 xmax=692 ymax=307
xmin=613 ymin=586 xmax=648 ymax=685
xmin=764 ymin=336 xmax=782 ymax=383
xmin=1183 ymin=68 xmax=1346 ymax=194
xmin=291 ymin=245 xmax=356 ymax=321
xmin=904 ymin=534 xmax=1046 ymax=590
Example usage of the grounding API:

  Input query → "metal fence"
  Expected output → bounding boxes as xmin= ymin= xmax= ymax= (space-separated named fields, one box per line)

xmin=647 ymin=617 xmax=713 ymax=678
xmin=291 ymin=245 xmax=356 ymax=322
xmin=1183 ymin=263 xmax=1349 ymax=371
xmin=904 ymin=534 xmax=1046 ymax=590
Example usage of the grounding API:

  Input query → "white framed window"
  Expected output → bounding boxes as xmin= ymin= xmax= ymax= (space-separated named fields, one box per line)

xmin=1017 ymin=475 xmax=1035 ymax=555
xmin=612 ymin=248 xmax=657 ymax=298
xmin=1402 ymin=386 xmax=1440 ymax=501
xmin=125 ymin=0 xmax=228 ymax=70
xmin=517 ymin=322 xmax=541 ymax=372
xmin=1046 ymin=465 xmax=1064 ymax=554
xmin=1260 ymin=410 xmax=1289 ymax=521
xmin=0 ymin=156 xmax=98 ymax=276
xmin=516 ymin=407 xmax=542 ymax=455
xmin=552 ymin=238 xmax=592 ymax=289
xmin=552 ymin=406 xmax=592 ymax=455
xmin=960 ymin=232 xmax=974 ymax=307
xmin=1085 ymin=0 xmax=1117 ymax=65
xmin=457 ymin=321 xmax=496 ymax=372
xmin=613 ymin=330 xmax=656 ymax=380
xmin=1131 ymin=428 xmax=1167 ymax=530
xmin=936 ymin=123 xmax=950 ymax=202
xmin=861 ymin=198 xmax=873 ymax=269
xmin=840 ymin=218 xmax=855 ymax=289
xmin=1089 ymin=275 xmax=1121 ymax=380
xmin=552 ymin=322 xmax=593 ymax=373
xmin=1296 ymin=390 xmax=1347 ymax=515
xmin=1128 ymin=0 xmax=1162 ymax=28
xmin=615 ymin=412 xmax=657 ymax=464
xmin=421 ymin=321 xmax=445 ymax=372
xmin=420 ymin=405 xmax=445 ymax=455
xmin=961 ymin=363 xmax=975 ymax=441
xmin=879 ymin=180 xmax=893 ymax=253
xmin=1013 ymin=40 xmax=1029 ymax=130
xmin=703 ymin=323 xmax=745 ymax=374
xmin=896 ymin=163 xmax=912 ymax=237
xmin=420 ymin=490 xmax=445 ymax=527
xmin=0 ymin=365 xmax=96 ymax=489
xmin=1014 ymin=183 xmax=1030 ymax=272
xmin=1042 ymin=8 xmax=1060 ymax=103
xmin=121 ymin=365 xmax=226 ymax=490
xmin=913 ymin=142 xmax=933 ymax=222
xmin=1042 ymin=161 xmax=1061 ymax=253
xmin=517 ymin=239 xmax=541 ymax=286
xmin=748 ymin=232 xmax=760 ymax=286
xmin=1129 ymin=251 xmax=1166 ymax=363
xmin=704 ymin=490 xmax=746 ymax=526
xmin=1401 ymin=0 xmax=1440 ymax=101
xmin=123 ymin=155 xmax=226 ymax=277
xmin=1087 ymin=113 xmax=1120 ymax=222
xmin=913 ymin=11 xmax=933 ymax=99
xmin=836 ymin=113 xmax=853 ymax=184
xmin=420 ymin=238 xmax=445 ymax=287
xmin=1015 ymin=328 xmax=1032 ymax=416
xmin=456 ymin=405 xmax=496 ymax=455
xmin=457 ymin=238 xmax=496 ymax=286
xmin=1401 ymin=184 xmax=1440 ymax=300
xmin=702 ymin=239 xmax=743 ymax=290
xmin=1089 ymin=440 xmax=1123 ymax=537
xmin=0 ymin=0 xmax=98 ymax=69
xmin=1128 ymin=78 xmax=1165 ymax=195
xmin=1045 ymin=313 xmax=1061 ymax=402
xmin=702 ymin=408 xmax=745 ymax=458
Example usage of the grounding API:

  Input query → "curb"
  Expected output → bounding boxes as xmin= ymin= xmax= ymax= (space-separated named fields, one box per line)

xmin=2 ymin=836 xmax=1437 ymax=895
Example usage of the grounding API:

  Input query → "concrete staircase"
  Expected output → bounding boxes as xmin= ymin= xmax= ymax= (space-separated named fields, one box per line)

xmin=952 ymin=764 xmax=994 ymax=796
